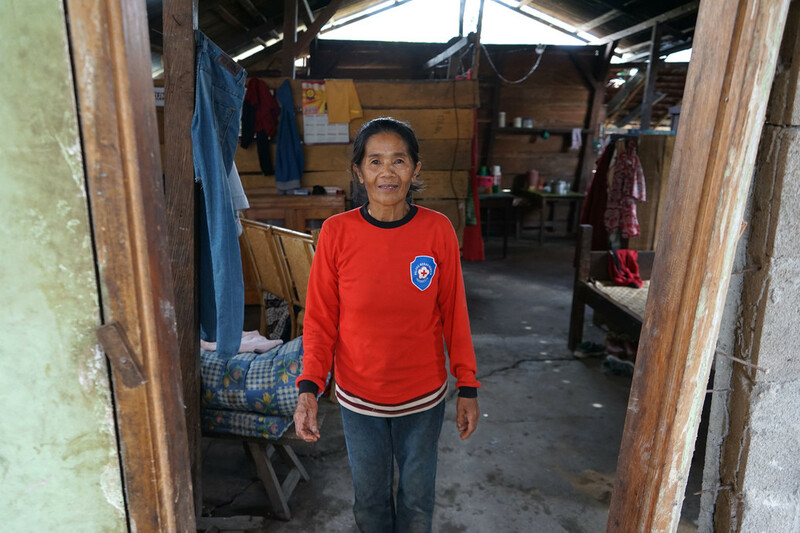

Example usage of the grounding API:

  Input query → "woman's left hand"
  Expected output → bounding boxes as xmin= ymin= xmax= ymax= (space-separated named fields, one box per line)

xmin=456 ymin=397 xmax=479 ymax=440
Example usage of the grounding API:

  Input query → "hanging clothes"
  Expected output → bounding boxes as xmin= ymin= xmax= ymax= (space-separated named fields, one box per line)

xmin=579 ymin=141 xmax=614 ymax=251
xmin=604 ymin=139 xmax=646 ymax=239
xmin=275 ymin=79 xmax=304 ymax=192
xmin=240 ymin=78 xmax=279 ymax=175
xmin=191 ymin=31 xmax=246 ymax=358
xmin=325 ymin=79 xmax=363 ymax=124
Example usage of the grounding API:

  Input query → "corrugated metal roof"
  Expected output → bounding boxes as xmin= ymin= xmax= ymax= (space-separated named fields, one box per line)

xmin=147 ymin=1 xmax=696 ymax=63
xmin=147 ymin=1 xmax=695 ymax=127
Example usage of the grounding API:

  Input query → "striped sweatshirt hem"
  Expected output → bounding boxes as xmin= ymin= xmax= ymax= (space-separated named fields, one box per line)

xmin=335 ymin=381 xmax=448 ymax=418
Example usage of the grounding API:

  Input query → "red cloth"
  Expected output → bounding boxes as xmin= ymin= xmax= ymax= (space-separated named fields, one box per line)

xmin=244 ymin=78 xmax=279 ymax=137
xmin=608 ymin=249 xmax=643 ymax=288
xmin=604 ymin=140 xmax=646 ymax=238
xmin=580 ymin=142 xmax=614 ymax=251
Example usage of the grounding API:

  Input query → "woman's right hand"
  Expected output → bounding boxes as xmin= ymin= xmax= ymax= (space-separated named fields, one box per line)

xmin=294 ymin=392 xmax=321 ymax=442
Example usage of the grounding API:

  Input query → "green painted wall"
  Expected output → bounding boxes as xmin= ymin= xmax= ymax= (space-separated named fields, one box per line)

xmin=0 ymin=1 xmax=126 ymax=531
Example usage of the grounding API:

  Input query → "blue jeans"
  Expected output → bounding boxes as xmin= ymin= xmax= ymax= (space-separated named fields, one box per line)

xmin=340 ymin=402 xmax=445 ymax=533
xmin=192 ymin=31 xmax=246 ymax=357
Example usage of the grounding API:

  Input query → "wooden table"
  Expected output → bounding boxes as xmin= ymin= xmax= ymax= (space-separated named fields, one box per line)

xmin=523 ymin=190 xmax=586 ymax=244
xmin=243 ymin=189 xmax=346 ymax=232
xmin=478 ymin=192 xmax=515 ymax=258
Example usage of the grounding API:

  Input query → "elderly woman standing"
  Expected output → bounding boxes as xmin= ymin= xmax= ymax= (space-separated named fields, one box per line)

xmin=294 ymin=117 xmax=480 ymax=532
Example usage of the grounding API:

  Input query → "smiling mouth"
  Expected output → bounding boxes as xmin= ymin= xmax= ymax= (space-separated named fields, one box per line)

xmin=377 ymin=184 xmax=399 ymax=190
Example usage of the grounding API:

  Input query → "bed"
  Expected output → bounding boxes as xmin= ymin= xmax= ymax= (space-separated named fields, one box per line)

xmin=567 ymin=224 xmax=656 ymax=351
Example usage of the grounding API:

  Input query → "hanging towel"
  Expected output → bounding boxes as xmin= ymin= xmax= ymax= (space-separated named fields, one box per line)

xmin=608 ymin=249 xmax=643 ymax=288
xmin=325 ymin=79 xmax=363 ymax=124
xmin=275 ymin=79 xmax=304 ymax=192
xmin=570 ymin=128 xmax=583 ymax=150
xmin=241 ymin=78 xmax=279 ymax=175
xmin=604 ymin=139 xmax=646 ymax=239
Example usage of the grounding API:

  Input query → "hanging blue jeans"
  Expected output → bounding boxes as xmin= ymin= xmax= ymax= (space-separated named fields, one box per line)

xmin=192 ymin=31 xmax=246 ymax=357
xmin=340 ymin=401 xmax=445 ymax=533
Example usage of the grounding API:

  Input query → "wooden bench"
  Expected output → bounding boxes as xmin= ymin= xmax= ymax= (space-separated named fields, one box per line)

xmin=567 ymin=224 xmax=656 ymax=351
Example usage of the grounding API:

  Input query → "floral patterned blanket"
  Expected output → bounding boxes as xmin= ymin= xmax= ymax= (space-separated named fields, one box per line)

xmin=200 ymin=336 xmax=304 ymax=440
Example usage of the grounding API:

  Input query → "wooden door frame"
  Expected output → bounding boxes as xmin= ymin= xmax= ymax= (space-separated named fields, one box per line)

xmin=607 ymin=0 xmax=791 ymax=530
xmin=62 ymin=0 xmax=791 ymax=530
xmin=162 ymin=0 xmax=203 ymax=515
xmin=66 ymin=0 xmax=196 ymax=530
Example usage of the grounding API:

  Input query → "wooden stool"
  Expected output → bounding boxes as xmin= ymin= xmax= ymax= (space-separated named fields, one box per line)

xmin=203 ymin=430 xmax=310 ymax=521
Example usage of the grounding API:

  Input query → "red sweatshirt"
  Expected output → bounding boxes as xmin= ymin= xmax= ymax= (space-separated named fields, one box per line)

xmin=297 ymin=205 xmax=480 ymax=416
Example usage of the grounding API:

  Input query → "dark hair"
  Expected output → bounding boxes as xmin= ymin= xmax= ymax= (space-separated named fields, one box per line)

xmin=350 ymin=117 xmax=424 ymax=198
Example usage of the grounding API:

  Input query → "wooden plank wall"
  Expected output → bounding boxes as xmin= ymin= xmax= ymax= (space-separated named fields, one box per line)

xmin=477 ymin=48 xmax=593 ymax=188
xmin=627 ymin=135 xmax=676 ymax=251
xmin=477 ymin=48 xmax=594 ymax=233
xmin=235 ymin=79 xmax=478 ymax=242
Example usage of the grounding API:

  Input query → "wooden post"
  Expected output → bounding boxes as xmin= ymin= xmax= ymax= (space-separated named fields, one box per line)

xmin=163 ymin=0 xmax=201 ymax=517
xmin=576 ymin=42 xmax=615 ymax=191
xmin=607 ymin=1 xmax=791 ymax=531
xmin=283 ymin=0 xmax=298 ymax=78
xmin=66 ymin=0 xmax=197 ymax=529
xmin=639 ymin=23 xmax=663 ymax=130
xmin=472 ymin=0 xmax=485 ymax=75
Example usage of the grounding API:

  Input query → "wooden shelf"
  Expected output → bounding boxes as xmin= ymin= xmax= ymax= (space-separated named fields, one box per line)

xmin=495 ymin=126 xmax=588 ymax=135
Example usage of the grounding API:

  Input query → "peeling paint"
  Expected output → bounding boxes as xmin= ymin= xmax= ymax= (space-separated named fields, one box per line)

xmin=0 ymin=1 xmax=125 ymax=530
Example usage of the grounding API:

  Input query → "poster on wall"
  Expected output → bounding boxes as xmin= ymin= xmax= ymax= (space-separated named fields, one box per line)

xmin=301 ymin=81 xmax=349 ymax=145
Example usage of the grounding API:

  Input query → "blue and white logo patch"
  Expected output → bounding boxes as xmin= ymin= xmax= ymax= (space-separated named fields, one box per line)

xmin=410 ymin=256 xmax=437 ymax=291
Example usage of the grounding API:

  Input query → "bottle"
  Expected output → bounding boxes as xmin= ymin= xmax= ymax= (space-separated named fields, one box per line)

xmin=492 ymin=165 xmax=502 ymax=193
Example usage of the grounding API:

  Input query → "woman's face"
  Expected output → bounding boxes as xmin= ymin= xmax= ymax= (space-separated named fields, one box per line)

xmin=354 ymin=132 xmax=421 ymax=212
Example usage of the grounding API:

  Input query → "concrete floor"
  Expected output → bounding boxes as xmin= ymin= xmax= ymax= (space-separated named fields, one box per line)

xmin=200 ymin=236 xmax=705 ymax=532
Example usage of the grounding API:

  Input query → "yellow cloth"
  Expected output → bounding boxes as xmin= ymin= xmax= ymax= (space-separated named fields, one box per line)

xmin=324 ymin=79 xmax=363 ymax=124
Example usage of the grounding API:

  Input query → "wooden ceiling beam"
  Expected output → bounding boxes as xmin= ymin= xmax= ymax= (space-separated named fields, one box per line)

xmin=216 ymin=5 xmax=272 ymax=52
xmin=594 ymin=1 xmax=699 ymax=45
xmin=300 ymin=0 xmax=315 ymax=27
xmin=320 ymin=0 xmax=414 ymax=35
xmin=214 ymin=5 xmax=249 ymax=31
xmin=615 ymin=92 xmax=665 ymax=128
xmin=219 ymin=20 xmax=278 ymax=54
xmin=294 ymin=0 xmax=344 ymax=53
xmin=424 ymin=36 xmax=470 ymax=69
xmin=606 ymin=71 xmax=645 ymax=117
xmin=237 ymin=0 xmax=269 ymax=24
xmin=625 ymin=38 xmax=693 ymax=62
xmin=576 ymin=8 xmax=622 ymax=32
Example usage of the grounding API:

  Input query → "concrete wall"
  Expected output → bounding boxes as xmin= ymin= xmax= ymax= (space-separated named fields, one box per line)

xmin=700 ymin=3 xmax=800 ymax=531
xmin=0 ymin=1 xmax=126 ymax=530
